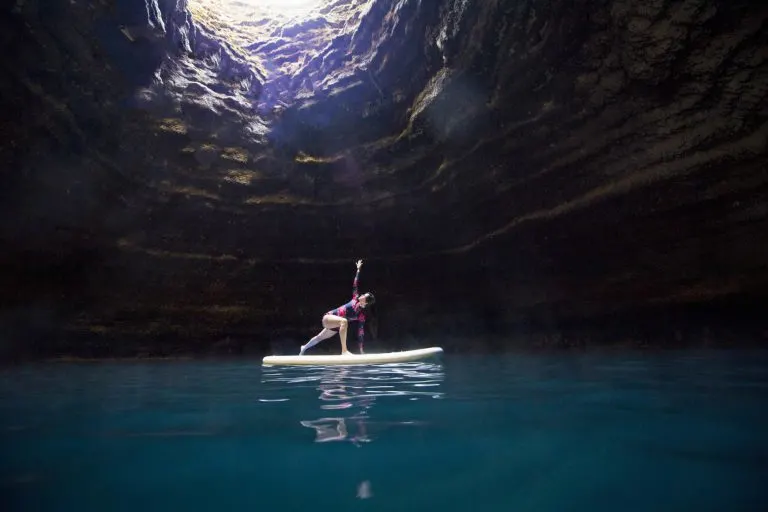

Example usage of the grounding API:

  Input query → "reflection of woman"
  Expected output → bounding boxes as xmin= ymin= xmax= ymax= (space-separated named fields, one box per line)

xmin=301 ymin=367 xmax=371 ymax=445
xmin=300 ymin=418 xmax=350 ymax=443
xmin=300 ymin=259 xmax=376 ymax=355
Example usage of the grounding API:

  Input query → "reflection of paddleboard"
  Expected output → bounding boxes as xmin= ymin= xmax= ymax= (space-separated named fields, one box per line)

xmin=262 ymin=347 xmax=443 ymax=366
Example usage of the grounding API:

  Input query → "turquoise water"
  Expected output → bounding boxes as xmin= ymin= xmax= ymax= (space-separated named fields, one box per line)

xmin=1 ymin=350 xmax=767 ymax=511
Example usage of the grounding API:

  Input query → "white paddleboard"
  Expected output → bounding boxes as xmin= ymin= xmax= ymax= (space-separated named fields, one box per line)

xmin=262 ymin=347 xmax=443 ymax=366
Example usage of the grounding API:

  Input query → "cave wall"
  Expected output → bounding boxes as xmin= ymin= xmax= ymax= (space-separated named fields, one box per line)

xmin=1 ymin=0 xmax=767 ymax=358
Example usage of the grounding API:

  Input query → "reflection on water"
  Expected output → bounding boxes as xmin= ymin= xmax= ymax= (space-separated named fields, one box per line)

xmin=260 ymin=362 xmax=444 ymax=499
xmin=260 ymin=362 xmax=445 ymax=445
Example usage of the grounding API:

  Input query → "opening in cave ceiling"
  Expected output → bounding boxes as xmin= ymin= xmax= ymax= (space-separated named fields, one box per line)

xmin=187 ymin=0 xmax=372 ymax=110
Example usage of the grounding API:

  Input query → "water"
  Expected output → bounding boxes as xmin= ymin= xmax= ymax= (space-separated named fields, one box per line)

xmin=1 ymin=350 xmax=767 ymax=511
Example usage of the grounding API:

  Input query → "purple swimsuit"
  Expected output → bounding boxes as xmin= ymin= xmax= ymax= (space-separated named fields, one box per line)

xmin=326 ymin=269 xmax=366 ymax=350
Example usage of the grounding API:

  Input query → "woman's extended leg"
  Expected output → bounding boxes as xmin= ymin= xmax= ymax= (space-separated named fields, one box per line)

xmin=321 ymin=314 xmax=351 ymax=355
xmin=300 ymin=327 xmax=337 ymax=355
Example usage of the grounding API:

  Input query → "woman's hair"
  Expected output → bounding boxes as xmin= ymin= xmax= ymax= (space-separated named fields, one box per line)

xmin=363 ymin=294 xmax=377 ymax=340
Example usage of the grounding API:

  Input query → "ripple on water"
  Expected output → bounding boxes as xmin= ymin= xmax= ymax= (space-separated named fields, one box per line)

xmin=259 ymin=361 xmax=445 ymax=404
xmin=259 ymin=361 xmax=446 ymax=444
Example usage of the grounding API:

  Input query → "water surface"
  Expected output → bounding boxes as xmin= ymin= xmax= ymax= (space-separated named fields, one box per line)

xmin=1 ymin=350 xmax=767 ymax=511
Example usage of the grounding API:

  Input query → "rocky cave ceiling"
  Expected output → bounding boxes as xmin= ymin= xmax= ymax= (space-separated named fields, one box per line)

xmin=1 ymin=0 xmax=767 ymax=355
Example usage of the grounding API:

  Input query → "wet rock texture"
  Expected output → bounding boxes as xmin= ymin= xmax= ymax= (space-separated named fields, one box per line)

xmin=1 ymin=0 xmax=767 ymax=357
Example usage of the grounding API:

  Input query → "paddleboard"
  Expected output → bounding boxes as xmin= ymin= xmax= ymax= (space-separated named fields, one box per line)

xmin=262 ymin=346 xmax=443 ymax=366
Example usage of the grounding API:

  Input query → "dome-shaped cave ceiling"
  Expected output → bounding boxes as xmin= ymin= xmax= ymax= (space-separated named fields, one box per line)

xmin=120 ymin=0 xmax=498 ymax=262
xmin=2 ymin=0 xmax=767 ymax=353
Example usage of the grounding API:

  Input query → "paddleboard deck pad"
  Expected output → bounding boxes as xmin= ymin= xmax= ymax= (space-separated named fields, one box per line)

xmin=262 ymin=347 xmax=443 ymax=366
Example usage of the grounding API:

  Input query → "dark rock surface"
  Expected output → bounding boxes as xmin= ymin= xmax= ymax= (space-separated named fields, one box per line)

xmin=1 ymin=0 xmax=767 ymax=358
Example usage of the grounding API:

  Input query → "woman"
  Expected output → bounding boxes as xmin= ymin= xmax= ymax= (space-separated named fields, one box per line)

xmin=300 ymin=259 xmax=376 ymax=355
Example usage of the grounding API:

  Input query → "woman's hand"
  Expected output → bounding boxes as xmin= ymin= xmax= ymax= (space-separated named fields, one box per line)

xmin=356 ymin=259 xmax=363 ymax=270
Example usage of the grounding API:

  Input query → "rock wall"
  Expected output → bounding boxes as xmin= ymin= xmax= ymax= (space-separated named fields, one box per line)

xmin=1 ymin=0 xmax=767 ymax=358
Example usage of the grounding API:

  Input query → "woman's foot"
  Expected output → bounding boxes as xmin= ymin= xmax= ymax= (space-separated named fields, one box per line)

xmin=342 ymin=350 xmax=354 ymax=356
xmin=299 ymin=344 xmax=306 ymax=355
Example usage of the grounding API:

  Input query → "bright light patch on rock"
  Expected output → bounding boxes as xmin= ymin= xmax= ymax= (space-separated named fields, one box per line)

xmin=189 ymin=1 xmax=370 ymax=92
xmin=190 ymin=0 xmax=325 ymax=19
xmin=248 ymin=0 xmax=324 ymax=16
